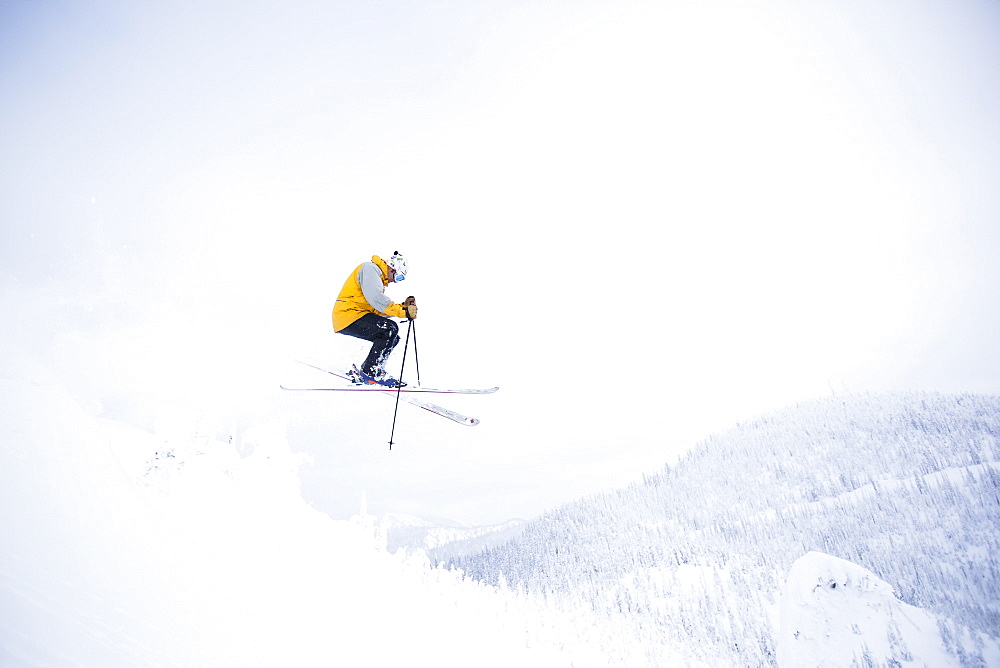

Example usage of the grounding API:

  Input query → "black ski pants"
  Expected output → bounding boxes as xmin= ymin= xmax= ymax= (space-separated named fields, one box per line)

xmin=338 ymin=313 xmax=400 ymax=377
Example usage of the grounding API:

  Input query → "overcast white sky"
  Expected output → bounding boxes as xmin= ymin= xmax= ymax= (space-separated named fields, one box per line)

xmin=3 ymin=0 xmax=999 ymax=524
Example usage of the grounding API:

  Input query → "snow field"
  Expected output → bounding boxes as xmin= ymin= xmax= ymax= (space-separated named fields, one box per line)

xmin=4 ymin=349 xmax=999 ymax=666
xmin=0 ymin=364 xmax=585 ymax=666
xmin=778 ymin=551 xmax=955 ymax=667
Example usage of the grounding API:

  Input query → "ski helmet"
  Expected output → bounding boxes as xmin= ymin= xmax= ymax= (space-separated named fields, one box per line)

xmin=387 ymin=251 xmax=408 ymax=280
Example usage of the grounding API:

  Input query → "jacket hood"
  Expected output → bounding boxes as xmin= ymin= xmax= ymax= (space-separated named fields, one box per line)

xmin=371 ymin=255 xmax=389 ymax=283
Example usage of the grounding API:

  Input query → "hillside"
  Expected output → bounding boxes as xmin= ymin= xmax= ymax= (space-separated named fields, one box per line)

xmin=379 ymin=512 xmax=527 ymax=561
xmin=0 ymin=356 xmax=617 ymax=666
xmin=441 ymin=392 xmax=1000 ymax=665
xmin=4 ymin=328 xmax=998 ymax=666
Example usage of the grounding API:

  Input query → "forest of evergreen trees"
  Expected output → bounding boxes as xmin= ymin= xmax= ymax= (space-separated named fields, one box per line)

xmin=439 ymin=392 xmax=1000 ymax=666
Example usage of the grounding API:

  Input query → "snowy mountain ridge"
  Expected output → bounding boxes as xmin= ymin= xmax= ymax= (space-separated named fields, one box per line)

xmin=442 ymin=391 xmax=1000 ymax=666
xmin=378 ymin=511 xmax=527 ymax=556
xmin=778 ymin=459 xmax=1000 ymax=520
xmin=3 ymin=338 xmax=998 ymax=666
xmin=778 ymin=552 xmax=960 ymax=667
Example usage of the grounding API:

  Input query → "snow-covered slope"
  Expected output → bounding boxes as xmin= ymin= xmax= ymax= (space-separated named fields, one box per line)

xmin=446 ymin=392 xmax=1000 ymax=666
xmin=6 ymin=333 xmax=998 ymax=668
xmin=378 ymin=512 xmax=526 ymax=560
xmin=0 ymin=355 xmax=595 ymax=666
xmin=777 ymin=551 xmax=998 ymax=667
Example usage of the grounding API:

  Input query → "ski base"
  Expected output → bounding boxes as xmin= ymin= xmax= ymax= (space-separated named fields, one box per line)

xmin=280 ymin=385 xmax=480 ymax=426
xmin=279 ymin=385 xmax=497 ymax=395
xmin=292 ymin=360 xmax=497 ymax=394
xmin=394 ymin=393 xmax=480 ymax=426
xmin=284 ymin=360 xmax=487 ymax=426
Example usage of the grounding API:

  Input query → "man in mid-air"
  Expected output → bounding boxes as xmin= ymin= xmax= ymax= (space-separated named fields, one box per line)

xmin=332 ymin=251 xmax=417 ymax=388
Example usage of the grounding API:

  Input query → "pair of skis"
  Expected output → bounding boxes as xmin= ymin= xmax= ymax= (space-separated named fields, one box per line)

xmin=281 ymin=360 xmax=497 ymax=426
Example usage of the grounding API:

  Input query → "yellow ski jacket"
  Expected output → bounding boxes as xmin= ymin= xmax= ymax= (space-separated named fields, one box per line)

xmin=332 ymin=255 xmax=408 ymax=332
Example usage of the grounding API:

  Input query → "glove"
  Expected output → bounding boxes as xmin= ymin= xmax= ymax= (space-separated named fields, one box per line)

xmin=403 ymin=296 xmax=417 ymax=320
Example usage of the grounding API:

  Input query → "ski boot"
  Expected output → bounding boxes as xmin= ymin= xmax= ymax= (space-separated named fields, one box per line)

xmin=353 ymin=365 xmax=407 ymax=388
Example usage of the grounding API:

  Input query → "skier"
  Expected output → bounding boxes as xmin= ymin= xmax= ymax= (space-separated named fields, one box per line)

xmin=332 ymin=252 xmax=417 ymax=387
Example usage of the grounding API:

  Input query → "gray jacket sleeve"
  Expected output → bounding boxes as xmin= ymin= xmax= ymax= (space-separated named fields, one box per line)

xmin=358 ymin=262 xmax=393 ymax=313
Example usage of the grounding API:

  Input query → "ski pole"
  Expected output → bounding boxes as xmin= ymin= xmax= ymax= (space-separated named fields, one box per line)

xmin=388 ymin=318 xmax=413 ymax=450
xmin=411 ymin=320 xmax=421 ymax=386
xmin=404 ymin=296 xmax=420 ymax=385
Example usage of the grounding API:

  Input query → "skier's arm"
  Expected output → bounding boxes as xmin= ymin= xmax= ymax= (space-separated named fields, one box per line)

xmin=357 ymin=262 xmax=407 ymax=318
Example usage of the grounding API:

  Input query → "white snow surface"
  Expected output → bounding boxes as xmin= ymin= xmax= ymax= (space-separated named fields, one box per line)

xmin=378 ymin=512 xmax=525 ymax=552
xmin=778 ymin=552 xmax=960 ymax=667
xmin=0 ymin=357 xmax=583 ymax=666
xmin=3 ymin=351 xmax=997 ymax=666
